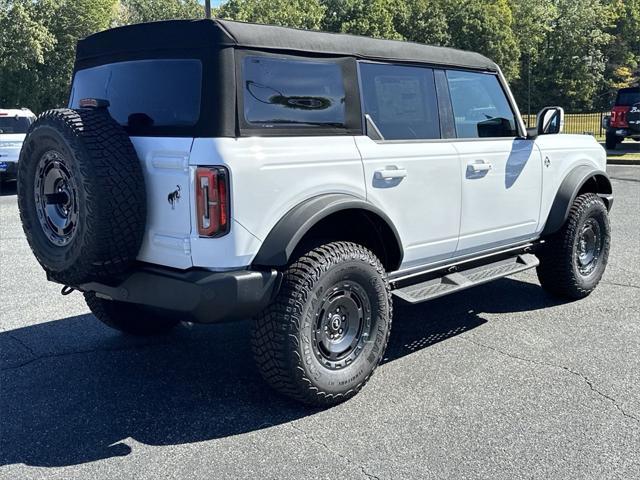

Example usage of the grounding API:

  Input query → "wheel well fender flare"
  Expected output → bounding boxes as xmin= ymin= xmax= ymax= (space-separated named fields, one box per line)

xmin=542 ymin=166 xmax=613 ymax=236
xmin=251 ymin=194 xmax=404 ymax=270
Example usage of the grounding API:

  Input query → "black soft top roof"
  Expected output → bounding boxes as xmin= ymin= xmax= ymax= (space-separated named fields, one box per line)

xmin=76 ymin=19 xmax=498 ymax=72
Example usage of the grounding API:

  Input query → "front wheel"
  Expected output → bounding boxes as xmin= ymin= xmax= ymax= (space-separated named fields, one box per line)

xmin=537 ymin=193 xmax=610 ymax=299
xmin=251 ymin=242 xmax=392 ymax=406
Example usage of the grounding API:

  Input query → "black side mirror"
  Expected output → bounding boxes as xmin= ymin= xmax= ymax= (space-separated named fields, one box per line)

xmin=536 ymin=106 xmax=564 ymax=136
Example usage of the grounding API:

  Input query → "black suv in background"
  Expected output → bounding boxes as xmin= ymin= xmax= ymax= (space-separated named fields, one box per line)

xmin=604 ymin=86 xmax=640 ymax=149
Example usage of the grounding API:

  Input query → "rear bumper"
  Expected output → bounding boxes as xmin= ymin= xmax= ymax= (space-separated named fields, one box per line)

xmin=74 ymin=266 xmax=281 ymax=323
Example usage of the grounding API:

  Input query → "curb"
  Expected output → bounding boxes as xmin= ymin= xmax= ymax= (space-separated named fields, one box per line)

xmin=607 ymin=158 xmax=640 ymax=166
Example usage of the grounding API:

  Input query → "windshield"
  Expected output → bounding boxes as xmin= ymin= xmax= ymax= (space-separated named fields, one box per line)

xmin=616 ymin=90 xmax=640 ymax=106
xmin=0 ymin=116 xmax=32 ymax=134
xmin=69 ymin=59 xmax=202 ymax=131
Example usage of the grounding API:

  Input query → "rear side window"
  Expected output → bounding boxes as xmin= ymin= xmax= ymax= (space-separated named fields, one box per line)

xmin=243 ymin=56 xmax=346 ymax=128
xmin=359 ymin=62 xmax=440 ymax=140
xmin=0 ymin=116 xmax=33 ymax=134
xmin=446 ymin=70 xmax=517 ymax=138
xmin=69 ymin=59 xmax=202 ymax=131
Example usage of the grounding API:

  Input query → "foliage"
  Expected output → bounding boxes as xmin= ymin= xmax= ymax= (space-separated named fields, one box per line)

xmin=0 ymin=0 xmax=638 ymax=113
xmin=217 ymin=0 xmax=325 ymax=29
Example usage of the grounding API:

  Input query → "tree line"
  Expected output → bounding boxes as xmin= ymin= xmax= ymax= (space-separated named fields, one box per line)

xmin=1 ymin=0 xmax=638 ymax=114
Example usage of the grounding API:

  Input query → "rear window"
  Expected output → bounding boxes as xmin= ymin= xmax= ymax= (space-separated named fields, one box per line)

xmin=69 ymin=59 xmax=202 ymax=130
xmin=616 ymin=89 xmax=640 ymax=106
xmin=242 ymin=56 xmax=346 ymax=128
xmin=0 ymin=116 xmax=33 ymax=134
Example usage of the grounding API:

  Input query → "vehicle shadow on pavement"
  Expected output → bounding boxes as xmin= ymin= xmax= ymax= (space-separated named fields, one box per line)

xmin=0 ymin=277 xmax=566 ymax=468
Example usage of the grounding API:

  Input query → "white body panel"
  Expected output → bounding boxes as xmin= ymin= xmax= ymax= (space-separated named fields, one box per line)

xmin=452 ymin=138 xmax=542 ymax=255
xmin=534 ymin=134 xmax=607 ymax=232
xmin=188 ymin=136 xmax=365 ymax=270
xmin=0 ymin=133 xmax=25 ymax=163
xmin=354 ymin=136 xmax=461 ymax=268
xmin=130 ymin=137 xmax=194 ymax=269
xmin=134 ymin=132 xmax=606 ymax=273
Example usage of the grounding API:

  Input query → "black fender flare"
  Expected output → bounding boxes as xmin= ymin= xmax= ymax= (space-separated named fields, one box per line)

xmin=252 ymin=193 xmax=404 ymax=269
xmin=542 ymin=166 xmax=613 ymax=235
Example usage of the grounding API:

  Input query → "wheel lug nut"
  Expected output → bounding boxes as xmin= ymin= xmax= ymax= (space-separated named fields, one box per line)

xmin=339 ymin=328 xmax=343 ymax=334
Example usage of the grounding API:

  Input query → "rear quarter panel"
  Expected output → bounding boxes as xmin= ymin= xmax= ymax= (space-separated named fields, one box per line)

xmin=189 ymin=136 xmax=366 ymax=269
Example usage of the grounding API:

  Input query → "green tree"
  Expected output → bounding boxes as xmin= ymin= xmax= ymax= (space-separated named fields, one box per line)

xmin=529 ymin=0 xmax=613 ymax=111
xmin=120 ymin=0 xmax=203 ymax=24
xmin=600 ymin=0 xmax=640 ymax=105
xmin=217 ymin=0 xmax=325 ymax=30
xmin=321 ymin=0 xmax=401 ymax=39
xmin=392 ymin=0 xmax=450 ymax=46
xmin=442 ymin=0 xmax=520 ymax=80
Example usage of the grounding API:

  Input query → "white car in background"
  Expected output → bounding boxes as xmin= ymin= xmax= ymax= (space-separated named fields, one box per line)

xmin=0 ymin=108 xmax=36 ymax=185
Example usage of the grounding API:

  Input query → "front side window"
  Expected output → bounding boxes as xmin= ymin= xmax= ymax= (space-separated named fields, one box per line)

xmin=243 ymin=56 xmax=346 ymax=128
xmin=359 ymin=62 xmax=440 ymax=141
xmin=69 ymin=59 xmax=202 ymax=131
xmin=446 ymin=70 xmax=517 ymax=138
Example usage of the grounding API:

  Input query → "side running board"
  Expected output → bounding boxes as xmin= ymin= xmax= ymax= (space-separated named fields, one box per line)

xmin=393 ymin=253 xmax=539 ymax=304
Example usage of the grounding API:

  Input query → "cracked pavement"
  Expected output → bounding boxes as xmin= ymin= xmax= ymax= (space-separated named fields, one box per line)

xmin=1 ymin=165 xmax=639 ymax=479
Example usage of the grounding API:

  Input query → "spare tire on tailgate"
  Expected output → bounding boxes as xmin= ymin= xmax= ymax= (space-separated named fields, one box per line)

xmin=17 ymin=108 xmax=146 ymax=285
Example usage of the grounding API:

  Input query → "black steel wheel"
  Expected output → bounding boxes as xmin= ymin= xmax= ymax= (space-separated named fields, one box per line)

xmin=252 ymin=241 xmax=392 ymax=406
xmin=34 ymin=150 xmax=80 ymax=246
xmin=537 ymin=193 xmax=610 ymax=299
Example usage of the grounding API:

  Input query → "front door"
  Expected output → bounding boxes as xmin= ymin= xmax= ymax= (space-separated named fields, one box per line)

xmin=444 ymin=69 xmax=542 ymax=255
xmin=355 ymin=62 xmax=462 ymax=270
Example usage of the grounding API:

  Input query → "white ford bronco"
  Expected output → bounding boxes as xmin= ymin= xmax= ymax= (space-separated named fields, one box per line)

xmin=17 ymin=20 xmax=613 ymax=406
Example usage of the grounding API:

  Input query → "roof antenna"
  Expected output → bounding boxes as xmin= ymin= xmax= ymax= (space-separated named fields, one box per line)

xmin=205 ymin=0 xmax=211 ymax=19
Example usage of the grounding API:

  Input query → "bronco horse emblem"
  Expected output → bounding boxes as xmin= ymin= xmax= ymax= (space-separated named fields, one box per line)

xmin=168 ymin=185 xmax=181 ymax=209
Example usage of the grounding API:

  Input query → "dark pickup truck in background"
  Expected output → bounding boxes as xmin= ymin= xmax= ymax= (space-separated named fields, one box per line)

xmin=603 ymin=86 xmax=640 ymax=150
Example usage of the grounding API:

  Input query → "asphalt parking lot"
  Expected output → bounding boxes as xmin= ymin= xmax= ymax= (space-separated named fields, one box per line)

xmin=1 ymin=165 xmax=639 ymax=480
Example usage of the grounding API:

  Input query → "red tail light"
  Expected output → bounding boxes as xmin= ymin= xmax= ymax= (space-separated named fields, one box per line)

xmin=195 ymin=167 xmax=229 ymax=237
xmin=610 ymin=106 xmax=630 ymax=128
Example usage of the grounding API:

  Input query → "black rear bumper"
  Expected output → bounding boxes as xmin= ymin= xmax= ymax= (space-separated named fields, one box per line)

xmin=75 ymin=266 xmax=281 ymax=323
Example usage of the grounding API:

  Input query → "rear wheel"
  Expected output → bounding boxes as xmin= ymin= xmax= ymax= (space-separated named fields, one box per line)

xmin=251 ymin=242 xmax=392 ymax=406
xmin=605 ymin=131 xmax=622 ymax=150
xmin=85 ymin=292 xmax=180 ymax=336
xmin=537 ymin=193 xmax=610 ymax=299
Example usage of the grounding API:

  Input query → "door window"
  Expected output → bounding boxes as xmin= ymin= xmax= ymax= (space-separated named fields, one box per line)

xmin=446 ymin=70 xmax=517 ymax=138
xmin=359 ymin=63 xmax=440 ymax=140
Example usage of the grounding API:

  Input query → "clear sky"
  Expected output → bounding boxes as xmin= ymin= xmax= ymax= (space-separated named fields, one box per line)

xmin=199 ymin=0 xmax=225 ymax=6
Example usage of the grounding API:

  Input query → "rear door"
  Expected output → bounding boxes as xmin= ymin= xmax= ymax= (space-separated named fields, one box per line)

xmin=69 ymin=59 xmax=202 ymax=268
xmin=444 ymin=70 xmax=542 ymax=255
xmin=355 ymin=62 xmax=461 ymax=270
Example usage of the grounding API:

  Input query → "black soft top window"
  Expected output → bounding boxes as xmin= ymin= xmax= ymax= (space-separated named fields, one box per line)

xmin=69 ymin=59 xmax=202 ymax=133
xmin=0 ymin=116 xmax=33 ymax=134
xmin=242 ymin=56 xmax=346 ymax=128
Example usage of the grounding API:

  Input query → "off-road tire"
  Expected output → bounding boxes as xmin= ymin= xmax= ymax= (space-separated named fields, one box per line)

xmin=537 ymin=193 xmax=610 ymax=299
xmin=251 ymin=241 xmax=392 ymax=407
xmin=85 ymin=292 xmax=180 ymax=336
xmin=605 ymin=131 xmax=620 ymax=150
xmin=17 ymin=108 xmax=146 ymax=285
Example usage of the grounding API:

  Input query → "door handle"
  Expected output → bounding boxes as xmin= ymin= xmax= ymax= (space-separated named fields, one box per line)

xmin=375 ymin=166 xmax=407 ymax=180
xmin=468 ymin=161 xmax=492 ymax=173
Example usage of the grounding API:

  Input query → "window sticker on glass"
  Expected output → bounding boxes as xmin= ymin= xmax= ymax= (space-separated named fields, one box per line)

xmin=374 ymin=76 xmax=425 ymax=123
